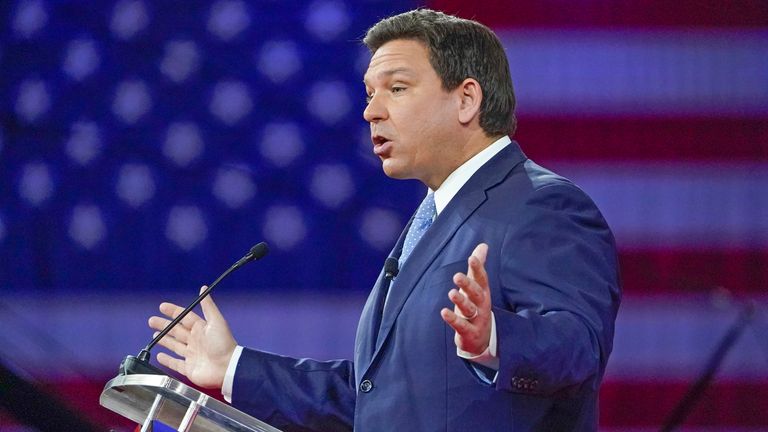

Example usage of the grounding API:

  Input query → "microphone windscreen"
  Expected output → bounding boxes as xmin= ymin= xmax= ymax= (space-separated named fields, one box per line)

xmin=384 ymin=257 xmax=399 ymax=278
xmin=250 ymin=242 xmax=269 ymax=260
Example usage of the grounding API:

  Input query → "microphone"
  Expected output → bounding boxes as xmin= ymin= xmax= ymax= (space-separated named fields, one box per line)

xmin=119 ymin=242 xmax=270 ymax=376
xmin=373 ymin=257 xmax=399 ymax=343
xmin=384 ymin=257 xmax=399 ymax=280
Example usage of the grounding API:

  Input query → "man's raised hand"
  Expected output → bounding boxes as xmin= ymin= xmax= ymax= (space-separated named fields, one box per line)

xmin=440 ymin=243 xmax=492 ymax=355
xmin=147 ymin=286 xmax=237 ymax=390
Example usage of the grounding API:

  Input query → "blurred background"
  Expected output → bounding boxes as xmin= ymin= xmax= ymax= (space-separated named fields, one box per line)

xmin=1 ymin=0 xmax=767 ymax=430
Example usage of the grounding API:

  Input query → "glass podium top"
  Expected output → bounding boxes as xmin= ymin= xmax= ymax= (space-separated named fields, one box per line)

xmin=101 ymin=374 xmax=282 ymax=432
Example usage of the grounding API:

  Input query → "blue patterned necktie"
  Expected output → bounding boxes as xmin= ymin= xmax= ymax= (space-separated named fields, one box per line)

xmin=399 ymin=192 xmax=436 ymax=268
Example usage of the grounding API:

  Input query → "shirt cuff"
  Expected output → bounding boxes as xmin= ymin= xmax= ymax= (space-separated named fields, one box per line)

xmin=221 ymin=345 xmax=244 ymax=403
xmin=456 ymin=311 xmax=500 ymax=370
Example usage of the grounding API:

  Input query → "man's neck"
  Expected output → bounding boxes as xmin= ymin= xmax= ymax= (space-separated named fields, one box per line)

xmin=430 ymin=135 xmax=511 ymax=215
xmin=425 ymin=134 xmax=506 ymax=190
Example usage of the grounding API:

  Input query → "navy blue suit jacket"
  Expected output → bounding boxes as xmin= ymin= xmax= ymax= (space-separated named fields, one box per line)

xmin=231 ymin=141 xmax=621 ymax=431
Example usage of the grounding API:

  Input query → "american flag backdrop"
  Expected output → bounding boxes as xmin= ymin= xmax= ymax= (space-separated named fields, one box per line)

xmin=0 ymin=1 xmax=766 ymax=431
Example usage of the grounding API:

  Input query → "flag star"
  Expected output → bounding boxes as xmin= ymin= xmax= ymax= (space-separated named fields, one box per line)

xmin=212 ymin=165 xmax=256 ymax=209
xmin=18 ymin=162 xmax=54 ymax=207
xmin=262 ymin=205 xmax=307 ymax=251
xmin=62 ymin=38 xmax=101 ymax=81
xmin=309 ymin=163 xmax=355 ymax=209
xmin=305 ymin=0 xmax=350 ymax=42
xmin=166 ymin=206 xmax=208 ymax=251
xmin=207 ymin=0 xmax=250 ymax=41
xmin=209 ymin=80 xmax=253 ymax=125
xmin=15 ymin=79 xmax=50 ymax=123
xmin=69 ymin=205 xmax=107 ymax=250
xmin=110 ymin=0 xmax=149 ymax=40
xmin=115 ymin=163 xmax=156 ymax=208
xmin=259 ymin=122 xmax=305 ymax=168
xmin=12 ymin=0 xmax=48 ymax=39
xmin=307 ymin=81 xmax=351 ymax=125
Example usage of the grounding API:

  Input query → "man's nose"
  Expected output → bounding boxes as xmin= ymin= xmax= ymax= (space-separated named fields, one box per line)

xmin=363 ymin=94 xmax=387 ymax=123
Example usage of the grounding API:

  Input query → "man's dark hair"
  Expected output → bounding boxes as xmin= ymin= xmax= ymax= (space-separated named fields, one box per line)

xmin=363 ymin=9 xmax=516 ymax=137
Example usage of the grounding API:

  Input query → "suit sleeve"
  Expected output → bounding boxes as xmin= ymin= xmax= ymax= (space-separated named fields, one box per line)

xmin=231 ymin=348 xmax=357 ymax=432
xmin=493 ymin=183 xmax=621 ymax=396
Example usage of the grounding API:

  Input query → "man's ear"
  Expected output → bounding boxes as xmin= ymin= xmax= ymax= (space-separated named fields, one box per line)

xmin=457 ymin=78 xmax=482 ymax=125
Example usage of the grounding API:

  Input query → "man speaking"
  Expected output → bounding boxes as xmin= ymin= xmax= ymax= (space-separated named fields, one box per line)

xmin=149 ymin=9 xmax=620 ymax=431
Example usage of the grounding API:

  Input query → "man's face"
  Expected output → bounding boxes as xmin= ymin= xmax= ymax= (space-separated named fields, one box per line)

xmin=363 ymin=39 xmax=460 ymax=189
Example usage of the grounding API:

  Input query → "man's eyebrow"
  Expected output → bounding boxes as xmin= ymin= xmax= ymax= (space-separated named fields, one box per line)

xmin=363 ymin=67 xmax=416 ymax=84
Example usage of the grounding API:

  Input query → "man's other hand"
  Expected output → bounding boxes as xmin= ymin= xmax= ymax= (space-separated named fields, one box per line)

xmin=147 ymin=286 xmax=237 ymax=390
xmin=440 ymin=243 xmax=492 ymax=355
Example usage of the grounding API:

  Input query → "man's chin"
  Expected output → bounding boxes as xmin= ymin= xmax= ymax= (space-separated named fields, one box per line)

xmin=381 ymin=161 xmax=409 ymax=180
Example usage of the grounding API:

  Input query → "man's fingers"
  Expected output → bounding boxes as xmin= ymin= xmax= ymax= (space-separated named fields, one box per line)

xmin=198 ymin=286 xmax=224 ymax=323
xmin=465 ymin=243 xmax=489 ymax=293
xmin=153 ymin=331 xmax=187 ymax=356
xmin=159 ymin=302 xmax=204 ymax=329
xmin=453 ymin=272 xmax=486 ymax=308
xmin=440 ymin=308 xmax=474 ymax=335
xmin=148 ymin=316 xmax=191 ymax=344
xmin=467 ymin=255 xmax=489 ymax=291
xmin=441 ymin=308 xmax=488 ymax=354
xmin=472 ymin=243 xmax=488 ymax=264
xmin=158 ymin=302 xmax=183 ymax=319
xmin=448 ymin=288 xmax=477 ymax=319
xmin=156 ymin=352 xmax=186 ymax=376
xmin=442 ymin=243 xmax=492 ymax=356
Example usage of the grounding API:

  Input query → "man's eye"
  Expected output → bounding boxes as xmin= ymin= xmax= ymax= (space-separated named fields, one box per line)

xmin=365 ymin=94 xmax=373 ymax=103
xmin=392 ymin=86 xmax=406 ymax=93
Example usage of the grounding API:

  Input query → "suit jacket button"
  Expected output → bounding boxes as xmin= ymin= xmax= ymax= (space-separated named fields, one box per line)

xmin=360 ymin=379 xmax=373 ymax=393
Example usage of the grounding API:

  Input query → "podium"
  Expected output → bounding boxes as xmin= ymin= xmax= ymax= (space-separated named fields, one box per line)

xmin=101 ymin=374 xmax=282 ymax=432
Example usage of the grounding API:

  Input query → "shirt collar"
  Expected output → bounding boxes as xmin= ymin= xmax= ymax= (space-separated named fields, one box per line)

xmin=430 ymin=136 xmax=511 ymax=216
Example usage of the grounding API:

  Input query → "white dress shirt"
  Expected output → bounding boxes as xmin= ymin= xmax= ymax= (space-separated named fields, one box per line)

xmin=222 ymin=136 xmax=511 ymax=401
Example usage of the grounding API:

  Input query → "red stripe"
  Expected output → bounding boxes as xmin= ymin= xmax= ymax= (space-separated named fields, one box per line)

xmin=619 ymin=249 xmax=768 ymax=295
xmin=36 ymin=378 xmax=231 ymax=429
xmin=600 ymin=380 xmax=768 ymax=427
xmin=41 ymin=379 xmax=130 ymax=429
xmin=515 ymin=117 xmax=768 ymax=162
xmin=429 ymin=0 xmax=768 ymax=28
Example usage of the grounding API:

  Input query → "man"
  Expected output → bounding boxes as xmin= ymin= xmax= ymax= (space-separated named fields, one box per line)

xmin=149 ymin=9 xmax=620 ymax=431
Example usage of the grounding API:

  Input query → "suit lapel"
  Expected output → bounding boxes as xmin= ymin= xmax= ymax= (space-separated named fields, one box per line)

xmin=364 ymin=142 xmax=528 ymax=374
xmin=355 ymin=215 xmax=413 ymax=376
